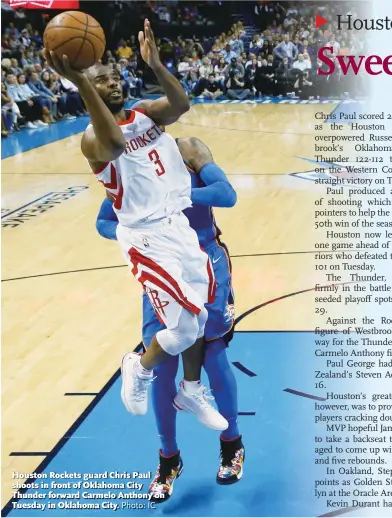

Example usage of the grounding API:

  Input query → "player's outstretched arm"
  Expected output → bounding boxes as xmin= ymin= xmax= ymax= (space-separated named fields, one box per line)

xmin=43 ymin=50 xmax=126 ymax=163
xmin=136 ymin=20 xmax=190 ymax=125
xmin=178 ymin=137 xmax=237 ymax=208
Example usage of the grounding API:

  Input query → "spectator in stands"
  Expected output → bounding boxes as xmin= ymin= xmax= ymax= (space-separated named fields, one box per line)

xmin=17 ymin=73 xmax=52 ymax=123
xmin=20 ymin=29 xmax=32 ymax=47
xmin=214 ymin=56 xmax=228 ymax=85
xmin=41 ymin=70 xmax=67 ymax=118
xmin=10 ymin=58 xmax=22 ymax=76
xmin=250 ymin=34 xmax=263 ymax=53
xmin=257 ymin=58 xmax=275 ymax=96
xmin=283 ymin=13 xmax=295 ymax=30
xmin=226 ymin=69 xmax=250 ymax=100
xmin=30 ymin=30 xmax=43 ymax=48
xmin=291 ymin=53 xmax=312 ymax=92
xmin=116 ymin=39 xmax=133 ymax=60
xmin=198 ymin=73 xmax=224 ymax=100
xmin=199 ymin=57 xmax=213 ymax=79
xmin=21 ymin=50 xmax=40 ymax=68
xmin=190 ymin=49 xmax=201 ymax=67
xmin=274 ymin=57 xmax=294 ymax=95
xmin=28 ymin=71 xmax=58 ymax=121
xmin=177 ymin=56 xmax=194 ymax=94
xmin=212 ymin=38 xmax=223 ymax=55
xmin=1 ymin=36 xmax=12 ymax=56
xmin=4 ymin=22 xmax=20 ymax=39
xmin=235 ymin=56 xmax=245 ymax=77
xmin=120 ymin=58 xmax=143 ymax=98
xmin=2 ymin=57 xmax=11 ymax=74
xmin=221 ymin=43 xmax=237 ymax=63
xmin=1 ymin=81 xmax=22 ymax=132
xmin=229 ymin=31 xmax=244 ymax=56
xmin=274 ymin=34 xmax=298 ymax=64
xmin=59 ymin=76 xmax=86 ymax=116
xmin=8 ymin=32 xmax=21 ymax=52
xmin=245 ymin=57 xmax=259 ymax=91
xmin=5 ymin=73 xmax=47 ymax=128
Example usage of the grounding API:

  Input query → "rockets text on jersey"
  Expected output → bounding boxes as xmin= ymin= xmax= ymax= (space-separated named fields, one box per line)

xmin=91 ymin=108 xmax=192 ymax=228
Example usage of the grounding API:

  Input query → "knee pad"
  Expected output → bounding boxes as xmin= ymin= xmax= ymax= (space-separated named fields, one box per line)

xmin=156 ymin=311 xmax=199 ymax=356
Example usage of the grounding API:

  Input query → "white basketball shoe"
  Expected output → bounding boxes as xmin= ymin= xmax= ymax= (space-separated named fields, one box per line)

xmin=121 ymin=352 xmax=154 ymax=415
xmin=173 ymin=381 xmax=228 ymax=431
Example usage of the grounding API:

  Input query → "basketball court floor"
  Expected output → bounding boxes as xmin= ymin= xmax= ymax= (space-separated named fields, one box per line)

xmin=1 ymin=100 xmax=373 ymax=517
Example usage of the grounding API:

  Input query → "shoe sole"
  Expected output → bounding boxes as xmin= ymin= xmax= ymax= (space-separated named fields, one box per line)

xmin=150 ymin=464 xmax=184 ymax=504
xmin=216 ymin=467 xmax=243 ymax=485
xmin=172 ymin=399 xmax=228 ymax=431
xmin=120 ymin=353 xmax=146 ymax=415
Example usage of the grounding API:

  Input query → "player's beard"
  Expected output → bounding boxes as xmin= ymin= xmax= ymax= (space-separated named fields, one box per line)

xmin=105 ymin=98 xmax=125 ymax=114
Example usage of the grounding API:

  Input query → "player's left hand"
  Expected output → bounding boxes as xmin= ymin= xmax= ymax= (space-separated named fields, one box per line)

xmin=43 ymin=49 xmax=86 ymax=86
xmin=138 ymin=19 xmax=161 ymax=70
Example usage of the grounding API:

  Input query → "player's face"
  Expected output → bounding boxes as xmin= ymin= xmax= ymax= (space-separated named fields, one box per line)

xmin=89 ymin=65 xmax=124 ymax=113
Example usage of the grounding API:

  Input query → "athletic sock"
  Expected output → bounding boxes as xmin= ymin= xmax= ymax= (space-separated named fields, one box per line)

xmin=182 ymin=379 xmax=201 ymax=394
xmin=135 ymin=357 xmax=153 ymax=379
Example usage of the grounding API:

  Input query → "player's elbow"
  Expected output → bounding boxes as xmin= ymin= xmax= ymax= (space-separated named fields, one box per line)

xmin=175 ymin=97 xmax=190 ymax=116
xmin=222 ymin=183 xmax=237 ymax=207
xmin=95 ymin=218 xmax=106 ymax=238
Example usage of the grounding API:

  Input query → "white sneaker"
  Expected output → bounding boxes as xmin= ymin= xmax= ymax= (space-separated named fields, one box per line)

xmin=34 ymin=120 xmax=48 ymax=127
xmin=173 ymin=382 xmax=229 ymax=431
xmin=121 ymin=352 xmax=153 ymax=415
xmin=25 ymin=121 xmax=38 ymax=129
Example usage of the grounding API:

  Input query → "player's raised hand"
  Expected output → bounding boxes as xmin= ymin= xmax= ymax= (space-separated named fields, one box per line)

xmin=44 ymin=49 xmax=86 ymax=86
xmin=138 ymin=19 xmax=161 ymax=70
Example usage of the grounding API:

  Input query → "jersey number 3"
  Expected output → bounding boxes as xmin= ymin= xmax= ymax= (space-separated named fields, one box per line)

xmin=148 ymin=149 xmax=166 ymax=177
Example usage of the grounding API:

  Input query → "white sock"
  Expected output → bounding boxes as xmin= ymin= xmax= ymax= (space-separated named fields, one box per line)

xmin=135 ymin=358 xmax=153 ymax=379
xmin=183 ymin=379 xmax=201 ymax=394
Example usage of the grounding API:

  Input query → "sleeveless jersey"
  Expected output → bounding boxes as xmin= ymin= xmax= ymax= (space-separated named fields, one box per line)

xmin=182 ymin=157 xmax=221 ymax=248
xmin=91 ymin=109 xmax=192 ymax=228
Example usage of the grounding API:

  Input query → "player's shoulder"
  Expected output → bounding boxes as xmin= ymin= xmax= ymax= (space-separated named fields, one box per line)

xmin=177 ymin=137 xmax=205 ymax=155
xmin=131 ymin=100 xmax=151 ymax=116
xmin=177 ymin=137 xmax=213 ymax=174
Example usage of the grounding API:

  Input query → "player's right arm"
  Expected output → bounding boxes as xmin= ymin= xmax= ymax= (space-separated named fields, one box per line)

xmin=43 ymin=50 xmax=126 ymax=163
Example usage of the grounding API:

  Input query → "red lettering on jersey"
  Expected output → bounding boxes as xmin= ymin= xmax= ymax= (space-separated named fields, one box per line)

xmin=148 ymin=149 xmax=166 ymax=176
xmin=146 ymin=129 xmax=156 ymax=141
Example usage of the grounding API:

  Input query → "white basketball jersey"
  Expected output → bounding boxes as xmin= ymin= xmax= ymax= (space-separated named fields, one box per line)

xmin=90 ymin=108 xmax=192 ymax=227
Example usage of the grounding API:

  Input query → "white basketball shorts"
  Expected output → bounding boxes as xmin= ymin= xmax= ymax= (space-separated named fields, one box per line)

xmin=116 ymin=212 xmax=216 ymax=330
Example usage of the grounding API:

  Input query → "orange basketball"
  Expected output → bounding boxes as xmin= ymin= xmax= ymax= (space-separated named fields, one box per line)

xmin=43 ymin=11 xmax=106 ymax=70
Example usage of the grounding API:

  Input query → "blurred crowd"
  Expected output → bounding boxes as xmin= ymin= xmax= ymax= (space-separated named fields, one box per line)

xmin=1 ymin=1 xmax=367 ymax=137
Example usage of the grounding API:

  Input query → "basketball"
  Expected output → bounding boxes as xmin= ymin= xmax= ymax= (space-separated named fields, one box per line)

xmin=43 ymin=11 xmax=106 ymax=70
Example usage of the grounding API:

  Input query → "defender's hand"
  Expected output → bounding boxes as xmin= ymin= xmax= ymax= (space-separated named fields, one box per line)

xmin=44 ymin=49 xmax=87 ymax=86
xmin=138 ymin=19 xmax=161 ymax=70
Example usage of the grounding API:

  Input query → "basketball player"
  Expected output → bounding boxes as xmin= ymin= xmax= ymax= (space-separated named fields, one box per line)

xmin=97 ymin=136 xmax=245 ymax=502
xmin=43 ymin=19 xmax=227 ymax=431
